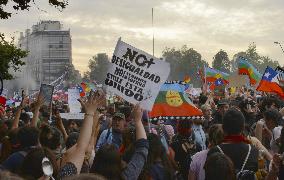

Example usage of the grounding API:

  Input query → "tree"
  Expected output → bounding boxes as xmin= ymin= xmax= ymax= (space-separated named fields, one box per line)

xmin=232 ymin=43 xmax=280 ymax=73
xmin=0 ymin=33 xmax=28 ymax=80
xmin=212 ymin=49 xmax=231 ymax=73
xmin=163 ymin=45 xmax=209 ymax=86
xmin=86 ymin=53 xmax=110 ymax=84
xmin=0 ymin=0 xmax=68 ymax=19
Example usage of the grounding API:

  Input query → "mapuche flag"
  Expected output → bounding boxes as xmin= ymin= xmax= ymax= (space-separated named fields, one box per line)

xmin=149 ymin=81 xmax=203 ymax=120
xmin=256 ymin=66 xmax=284 ymax=99
xmin=238 ymin=57 xmax=261 ymax=85
xmin=205 ymin=67 xmax=229 ymax=84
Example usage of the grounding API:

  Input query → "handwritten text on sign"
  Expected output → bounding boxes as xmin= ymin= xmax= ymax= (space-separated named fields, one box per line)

xmin=105 ymin=39 xmax=170 ymax=111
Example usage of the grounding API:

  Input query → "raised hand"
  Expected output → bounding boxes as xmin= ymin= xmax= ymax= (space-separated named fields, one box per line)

xmin=20 ymin=90 xmax=28 ymax=108
xmin=35 ymin=92 xmax=45 ymax=109
xmin=78 ymin=90 xmax=106 ymax=115
xmin=132 ymin=104 xmax=143 ymax=123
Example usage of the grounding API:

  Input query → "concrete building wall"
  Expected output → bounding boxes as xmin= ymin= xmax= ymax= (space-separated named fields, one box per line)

xmin=17 ymin=21 xmax=72 ymax=91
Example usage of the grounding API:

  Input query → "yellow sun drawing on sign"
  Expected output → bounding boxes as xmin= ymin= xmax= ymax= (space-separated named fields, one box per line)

xmin=166 ymin=90 xmax=183 ymax=107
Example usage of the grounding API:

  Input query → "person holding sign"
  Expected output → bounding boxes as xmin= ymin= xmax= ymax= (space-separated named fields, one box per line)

xmin=90 ymin=104 xmax=148 ymax=180
xmin=96 ymin=112 xmax=126 ymax=151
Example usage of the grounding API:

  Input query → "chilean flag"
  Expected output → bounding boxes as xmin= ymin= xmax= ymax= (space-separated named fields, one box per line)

xmin=257 ymin=66 xmax=284 ymax=99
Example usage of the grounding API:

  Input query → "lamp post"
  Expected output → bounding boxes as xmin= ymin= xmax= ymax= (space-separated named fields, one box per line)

xmin=274 ymin=41 xmax=284 ymax=55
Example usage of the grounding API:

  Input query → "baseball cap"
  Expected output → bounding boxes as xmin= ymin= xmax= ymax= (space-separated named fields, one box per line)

xmin=113 ymin=112 xmax=125 ymax=120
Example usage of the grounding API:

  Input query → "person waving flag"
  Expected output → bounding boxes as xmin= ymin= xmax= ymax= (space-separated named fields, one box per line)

xmin=256 ymin=66 xmax=284 ymax=99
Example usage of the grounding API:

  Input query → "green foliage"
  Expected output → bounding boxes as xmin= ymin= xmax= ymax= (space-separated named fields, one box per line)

xmin=0 ymin=33 xmax=27 ymax=80
xmin=162 ymin=45 xmax=208 ymax=86
xmin=86 ymin=53 xmax=109 ymax=84
xmin=0 ymin=0 xmax=68 ymax=19
xmin=212 ymin=49 xmax=231 ymax=73
xmin=232 ymin=43 xmax=280 ymax=73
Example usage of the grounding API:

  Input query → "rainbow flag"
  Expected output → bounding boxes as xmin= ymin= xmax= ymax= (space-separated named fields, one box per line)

xmin=149 ymin=81 xmax=203 ymax=121
xmin=238 ymin=57 xmax=261 ymax=85
xmin=205 ymin=67 xmax=229 ymax=84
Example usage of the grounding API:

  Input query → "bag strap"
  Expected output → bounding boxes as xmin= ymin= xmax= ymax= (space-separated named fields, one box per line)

xmin=240 ymin=144 xmax=251 ymax=172
xmin=216 ymin=145 xmax=225 ymax=154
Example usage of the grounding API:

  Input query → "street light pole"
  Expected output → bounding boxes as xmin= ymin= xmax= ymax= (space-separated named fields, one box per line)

xmin=274 ymin=41 xmax=284 ymax=55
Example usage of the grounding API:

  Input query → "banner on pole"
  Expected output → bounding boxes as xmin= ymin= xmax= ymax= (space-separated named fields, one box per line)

xmin=105 ymin=39 xmax=170 ymax=111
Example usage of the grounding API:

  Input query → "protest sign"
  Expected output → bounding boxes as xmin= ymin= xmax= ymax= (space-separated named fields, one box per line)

xmin=60 ymin=113 xmax=84 ymax=120
xmin=105 ymin=39 xmax=170 ymax=111
xmin=39 ymin=84 xmax=54 ymax=107
xmin=228 ymin=72 xmax=248 ymax=88
xmin=68 ymin=89 xmax=81 ymax=113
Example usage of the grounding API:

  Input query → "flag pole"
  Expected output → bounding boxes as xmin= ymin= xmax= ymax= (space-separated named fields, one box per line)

xmin=152 ymin=8 xmax=155 ymax=57
xmin=204 ymin=64 xmax=208 ymax=93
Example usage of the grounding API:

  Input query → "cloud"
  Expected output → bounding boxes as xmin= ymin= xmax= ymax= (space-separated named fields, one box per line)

xmin=1 ymin=0 xmax=283 ymax=74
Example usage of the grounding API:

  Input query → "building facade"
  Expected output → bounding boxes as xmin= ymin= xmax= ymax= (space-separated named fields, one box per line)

xmin=18 ymin=21 xmax=72 ymax=89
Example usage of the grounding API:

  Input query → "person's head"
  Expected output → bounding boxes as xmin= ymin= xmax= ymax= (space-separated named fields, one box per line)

xmin=39 ymin=125 xmax=62 ymax=150
xmin=217 ymin=99 xmax=230 ymax=116
xmin=147 ymin=133 xmax=167 ymax=161
xmin=67 ymin=119 xmax=79 ymax=133
xmin=205 ymin=152 xmax=236 ymax=180
xmin=17 ymin=127 xmax=39 ymax=149
xmin=222 ymin=108 xmax=245 ymax=135
xmin=259 ymin=96 xmax=280 ymax=112
xmin=90 ymin=144 xmax=123 ymax=180
xmin=112 ymin=112 xmax=126 ymax=132
xmin=20 ymin=113 xmax=31 ymax=126
xmin=263 ymin=109 xmax=282 ymax=130
xmin=20 ymin=147 xmax=58 ymax=179
xmin=239 ymin=98 xmax=257 ymax=115
xmin=208 ymin=124 xmax=224 ymax=147
xmin=200 ymin=104 xmax=212 ymax=120
xmin=140 ymin=133 xmax=174 ymax=179
xmin=65 ymin=132 xmax=79 ymax=150
xmin=177 ymin=119 xmax=192 ymax=137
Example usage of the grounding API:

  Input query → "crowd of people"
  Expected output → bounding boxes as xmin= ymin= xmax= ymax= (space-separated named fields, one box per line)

xmin=0 ymin=88 xmax=284 ymax=180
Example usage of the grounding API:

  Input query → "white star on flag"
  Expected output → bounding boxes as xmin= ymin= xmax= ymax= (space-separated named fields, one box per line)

xmin=264 ymin=72 xmax=270 ymax=78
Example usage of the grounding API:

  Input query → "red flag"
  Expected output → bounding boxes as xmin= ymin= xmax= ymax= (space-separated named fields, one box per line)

xmin=256 ymin=67 xmax=284 ymax=99
xmin=0 ymin=96 xmax=6 ymax=106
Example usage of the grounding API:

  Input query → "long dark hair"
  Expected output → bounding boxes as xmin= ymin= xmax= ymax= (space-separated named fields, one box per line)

xmin=205 ymin=152 xmax=236 ymax=180
xmin=90 ymin=144 xmax=123 ymax=180
xmin=139 ymin=133 xmax=175 ymax=180
xmin=19 ymin=147 xmax=58 ymax=179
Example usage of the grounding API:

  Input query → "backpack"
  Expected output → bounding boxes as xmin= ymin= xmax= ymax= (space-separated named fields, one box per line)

xmin=217 ymin=144 xmax=256 ymax=180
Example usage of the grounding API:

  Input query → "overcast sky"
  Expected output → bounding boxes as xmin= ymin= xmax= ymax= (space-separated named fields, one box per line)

xmin=1 ymin=0 xmax=284 ymax=73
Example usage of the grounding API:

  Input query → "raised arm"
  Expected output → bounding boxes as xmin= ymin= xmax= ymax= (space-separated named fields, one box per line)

xmin=133 ymin=105 xmax=147 ymax=140
xmin=122 ymin=105 xmax=148 ymax=179
xmin=12 ymin=91 xmax=28 ymax=129
xmin=54 ymin=108 xmax=68 ymax=142
xmin=64 ymin=91 xmax=105 ymax=173
xmin=85 ymin=112 xmax=101 ymax=159
xmin=31 ymin=94 xmax=44 ymax=127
